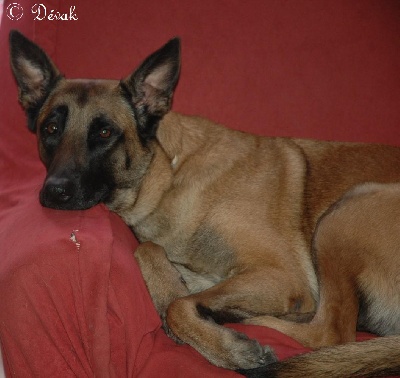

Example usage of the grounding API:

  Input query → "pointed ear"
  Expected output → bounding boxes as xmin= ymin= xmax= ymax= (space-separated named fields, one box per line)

xmin=120 ymin=38 xmax=180 ymax=142
xmin=9 ymin=30 xmax=62 ymax=130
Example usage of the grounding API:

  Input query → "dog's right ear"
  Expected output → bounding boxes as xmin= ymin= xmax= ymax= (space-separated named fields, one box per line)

xmin=9 ymin=30 xmax=61 ymax=131
xmin=120 ymin=38 xmax=181 ymax=143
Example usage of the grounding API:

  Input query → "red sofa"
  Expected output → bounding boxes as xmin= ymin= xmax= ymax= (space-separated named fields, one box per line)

xmin=1 ymin=1 xmax=399 ymax=376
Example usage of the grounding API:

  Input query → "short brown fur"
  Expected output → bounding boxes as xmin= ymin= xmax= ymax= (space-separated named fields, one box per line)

xmin=250 ymin=183 xmax=400 ymax=377
xmin=9 ymin=30 xmax=400 ymax=376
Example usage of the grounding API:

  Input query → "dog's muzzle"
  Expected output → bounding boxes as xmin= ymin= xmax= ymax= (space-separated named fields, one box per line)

xmin=40 ymin=176 xmax=74 ymax=209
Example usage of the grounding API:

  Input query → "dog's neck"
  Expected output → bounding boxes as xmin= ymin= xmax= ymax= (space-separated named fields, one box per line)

xmin=112 ymin=112 xmax=227 ymax=229
xmin=156 ymin=112 xmax=208 ymax=169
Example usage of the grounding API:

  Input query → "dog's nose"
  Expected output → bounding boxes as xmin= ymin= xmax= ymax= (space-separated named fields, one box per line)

xmin=42 ymin=177 xmax=74 ymax=204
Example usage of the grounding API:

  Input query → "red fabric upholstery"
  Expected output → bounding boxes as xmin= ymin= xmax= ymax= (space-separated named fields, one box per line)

xmin=1 ymin=0 xmax=399 ymax=376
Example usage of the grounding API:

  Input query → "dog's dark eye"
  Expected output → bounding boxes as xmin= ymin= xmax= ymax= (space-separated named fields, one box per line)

xmin=46 ymin=123 xmax=58 ymax=135
xmin=99 ymin=128 xmax=111 ymax=139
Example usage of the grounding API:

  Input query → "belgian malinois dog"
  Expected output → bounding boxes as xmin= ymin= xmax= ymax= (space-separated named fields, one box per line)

xmin=9 ymin=30 xmax=400 ymax=377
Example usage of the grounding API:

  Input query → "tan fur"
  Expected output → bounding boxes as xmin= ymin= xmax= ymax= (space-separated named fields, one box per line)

xmin=247 ymin=183 xmax=400 ymax=377
xmin=122 ymin=112 xmax=400 ymax=372
xmin=10 ymin=31 xmax=400 ymax=376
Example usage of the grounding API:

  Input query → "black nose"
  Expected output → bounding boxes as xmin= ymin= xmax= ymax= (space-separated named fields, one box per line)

xmin=41 ymin=177 xmax=74 ymax=205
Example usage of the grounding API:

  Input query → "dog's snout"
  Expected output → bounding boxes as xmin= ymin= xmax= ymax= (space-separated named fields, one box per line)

xmin=41 ymin=177 xmax=74 ymax=206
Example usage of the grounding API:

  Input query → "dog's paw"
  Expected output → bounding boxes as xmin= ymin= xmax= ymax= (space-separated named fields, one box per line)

xmin=235 ymin=345 xmax=278 ymax=377
xmin=161 ymin=314 xmax=184 ymax=344
xmin=236 ymin=365 xmax=270 ymax=378
xmin=226 ymin=334 xmax=277 ymax=370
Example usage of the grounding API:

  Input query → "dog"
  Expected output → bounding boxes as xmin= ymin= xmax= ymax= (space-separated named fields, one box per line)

xmin=9 ymin=30 xmax=400 ymax=377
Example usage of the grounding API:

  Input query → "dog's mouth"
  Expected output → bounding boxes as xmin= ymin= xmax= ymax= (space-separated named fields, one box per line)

xmin=39 ymin=176 xmax=109 ymax=210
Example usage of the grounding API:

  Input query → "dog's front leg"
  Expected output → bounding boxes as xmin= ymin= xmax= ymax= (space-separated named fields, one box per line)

xmin=134 ymin=241 xmax=189 ymax=341
xmin=165 ymin=274 xmax=280 ymax=371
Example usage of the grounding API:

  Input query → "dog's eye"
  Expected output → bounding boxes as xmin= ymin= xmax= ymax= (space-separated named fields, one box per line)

xmin=99 ymin=128 xmax=111 ymax=138
xmin=46 ymin=123 xmax=58 ymax=135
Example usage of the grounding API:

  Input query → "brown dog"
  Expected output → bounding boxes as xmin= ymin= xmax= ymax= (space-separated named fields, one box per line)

xmin=9 ymin=30 xmax=400 ymax=377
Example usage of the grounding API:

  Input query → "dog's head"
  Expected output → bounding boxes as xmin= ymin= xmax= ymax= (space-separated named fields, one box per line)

xmin=9 ymin=30 xmax=180 ymax=210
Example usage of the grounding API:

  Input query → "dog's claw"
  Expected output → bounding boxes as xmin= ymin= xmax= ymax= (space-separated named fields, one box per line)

xmin=262 ymin=345 xmax=278 ymax=365
xmin=228 ymin=335 xmax=277 ymax=370
xmin=236 ymin=345 xmax=278 ymax=377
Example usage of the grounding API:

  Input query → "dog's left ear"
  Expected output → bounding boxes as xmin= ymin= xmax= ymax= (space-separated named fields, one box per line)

xmin=121 ymin=38 xmax=181 ymax=142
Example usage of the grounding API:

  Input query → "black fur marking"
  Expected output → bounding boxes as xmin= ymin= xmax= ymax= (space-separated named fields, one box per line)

xmin=87 ymin=115 xmax=124 ymax=151
xmin=125 ymin=153 xmax=132 ymax=170
xmin=40 ymin=104 xmax=69 ymax=132
xmin=39 ymin=105 xmax=69 ymax=161
xmin=119 ymin=81 xmax=160 ymax=146
xmin=236 ymin=365 xmax=271 ymax=378
xmin=136 ymin=109 xmax=162 ymax=144
xmin=76 ymin=87 xmax=89 ymax=107
xmin=26 ymin=105 xmax=42 ymax=132
xmin=196 ymin=304 xmax=247 ymax=325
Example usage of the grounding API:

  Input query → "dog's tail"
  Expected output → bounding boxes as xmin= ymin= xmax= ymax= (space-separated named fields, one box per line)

xmin=260 ymin=335 xmax=400 ymax=378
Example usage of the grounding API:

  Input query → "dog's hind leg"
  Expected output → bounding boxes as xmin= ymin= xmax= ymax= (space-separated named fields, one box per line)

xmin=243 ymin=251 xmax=360 ymax=348
xmin=243 ymin=199 xmax=362 ymax=348
xmin=243 ymin=207 xmax=362 ymax=348
xmin=244 ymin=183 xmax=400 ymax=377
xmin=245 ymin=184 xmax=400 ymax=350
